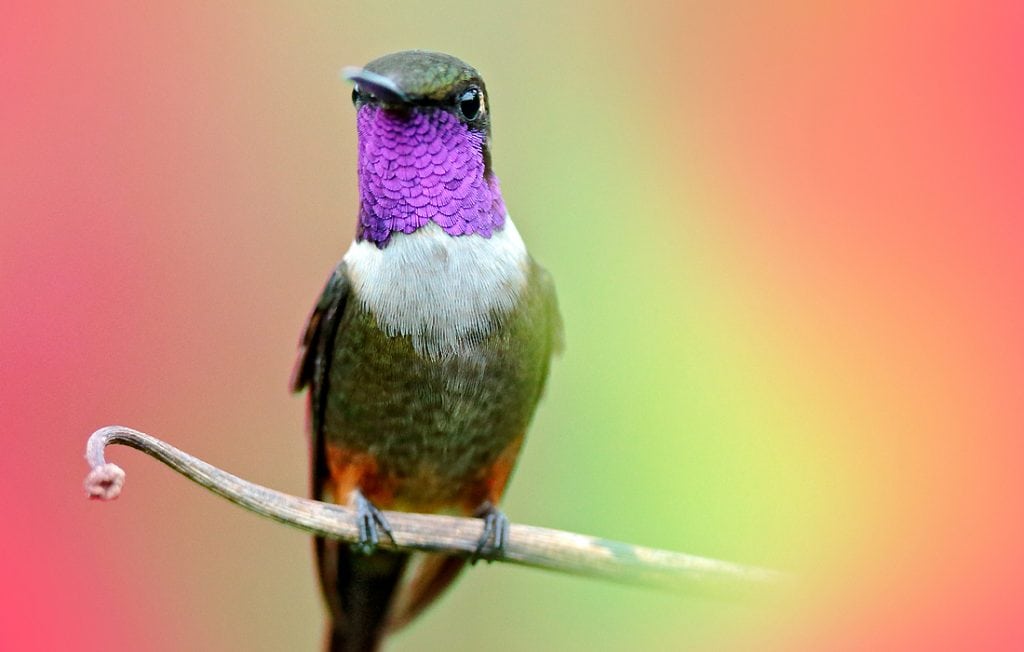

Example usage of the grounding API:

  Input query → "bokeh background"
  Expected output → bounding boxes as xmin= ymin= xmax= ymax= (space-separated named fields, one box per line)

xmin=4 ymin=2 xmax=1022 ymax=650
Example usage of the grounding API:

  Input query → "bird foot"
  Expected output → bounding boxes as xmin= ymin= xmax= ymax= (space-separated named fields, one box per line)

xmin=351 ymin=490 xmax=395 ymax=555
xmin=470 ymin=501 xmax=509 ymax=564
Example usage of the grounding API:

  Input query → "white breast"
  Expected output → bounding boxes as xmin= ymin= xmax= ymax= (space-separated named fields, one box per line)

xmin=342 ymin=218 xmax=530 ymax=358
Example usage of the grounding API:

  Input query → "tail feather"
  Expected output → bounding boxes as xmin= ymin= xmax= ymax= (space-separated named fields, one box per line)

xmin=385 ymin=555 xmax=467 ymax=633
xmin=319 ymin=538 xmax=409 ymax=652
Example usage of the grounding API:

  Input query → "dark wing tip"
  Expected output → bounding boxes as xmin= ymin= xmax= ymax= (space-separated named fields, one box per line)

xmin=290 ymin=311 xmax=323 ymax=393
xmin=291 ymin=264 xmax=349 ymax=395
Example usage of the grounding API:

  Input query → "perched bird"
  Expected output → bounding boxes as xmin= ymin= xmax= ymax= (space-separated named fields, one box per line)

xmin=292 ymin=50 xmax=562 ymax=652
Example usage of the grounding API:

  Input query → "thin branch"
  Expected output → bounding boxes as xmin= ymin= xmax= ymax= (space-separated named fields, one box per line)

xmin=84 ymin=425 xmax=789 ymax=598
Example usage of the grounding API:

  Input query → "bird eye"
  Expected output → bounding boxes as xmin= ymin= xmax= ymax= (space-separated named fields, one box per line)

xmin=351 ymin=87 xmax=361 ymax=105
xmin=457 ymin=88 xmax=482 ymax=121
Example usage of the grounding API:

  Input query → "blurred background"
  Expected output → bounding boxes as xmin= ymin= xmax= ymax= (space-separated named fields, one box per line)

xmin=3 ymin=1 xmax=1022 ymax=650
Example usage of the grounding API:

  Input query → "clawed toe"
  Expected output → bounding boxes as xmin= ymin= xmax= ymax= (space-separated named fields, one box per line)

xmin=351 ymin=491 xmax=395 ymax=555
xmin=470 ymin=502 xmax=509 ymax=564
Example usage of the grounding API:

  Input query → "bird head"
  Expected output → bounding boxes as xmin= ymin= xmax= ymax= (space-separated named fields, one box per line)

xmin=344 ymin=51 xmax=505 ymax=247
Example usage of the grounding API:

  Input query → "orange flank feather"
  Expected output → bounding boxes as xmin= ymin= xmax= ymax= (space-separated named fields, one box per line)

xmin=320 ymin=434 xmax=527 ymax=637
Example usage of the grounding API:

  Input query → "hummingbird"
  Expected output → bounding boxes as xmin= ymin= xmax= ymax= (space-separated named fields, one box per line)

xmin=292 ymin=50 xmax=562 ymax=652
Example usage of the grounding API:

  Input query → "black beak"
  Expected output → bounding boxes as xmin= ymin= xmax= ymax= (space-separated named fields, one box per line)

xmin=342 ymin=67 xmax=410 ymax=104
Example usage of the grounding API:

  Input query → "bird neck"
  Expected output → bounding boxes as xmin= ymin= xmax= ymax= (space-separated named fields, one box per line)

xmin=343 ymin=219 xmax=530 ymax=357
xmin=355 ymin=106 xmax=506 ymax=248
